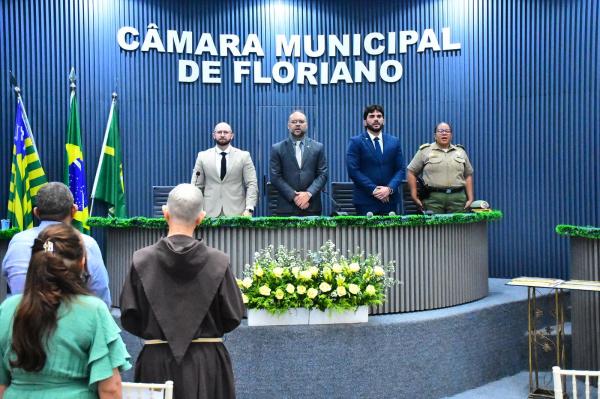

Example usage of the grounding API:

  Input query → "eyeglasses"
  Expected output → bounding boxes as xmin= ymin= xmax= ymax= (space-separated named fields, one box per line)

xmin=436 ymin=129 xmax=452 ymax=133
xmin=290 ymin=120 xmax=306 ymax=124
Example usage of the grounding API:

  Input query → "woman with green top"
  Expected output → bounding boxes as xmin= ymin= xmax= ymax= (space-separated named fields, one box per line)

xmin=0 ymin=223 xmax=130 ymax=399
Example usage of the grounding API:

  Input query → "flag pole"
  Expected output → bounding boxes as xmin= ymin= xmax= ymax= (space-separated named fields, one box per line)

xmin=90 ymin=92 xmax=117 ymax=217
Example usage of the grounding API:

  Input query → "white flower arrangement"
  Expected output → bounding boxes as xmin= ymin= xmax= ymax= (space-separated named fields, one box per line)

xmin=237 ymin=241 xmax=396 ymax=313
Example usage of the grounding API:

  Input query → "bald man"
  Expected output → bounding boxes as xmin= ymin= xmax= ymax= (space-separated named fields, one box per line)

xmin=269 ymin=111 xmax=328 ymax=216
xmin=191 ymin=122 xmax=258 ymax=217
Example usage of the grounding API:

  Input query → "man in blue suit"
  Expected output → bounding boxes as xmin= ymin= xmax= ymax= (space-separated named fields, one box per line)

xmin=270 ymin=111 xmax=328 ymax=216
xmin=346 ymin=104 xmax=405 ymax=215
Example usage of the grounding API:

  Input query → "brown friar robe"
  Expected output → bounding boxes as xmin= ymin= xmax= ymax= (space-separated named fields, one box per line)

xmin=120 ymin=235 xmax=244 ymax=399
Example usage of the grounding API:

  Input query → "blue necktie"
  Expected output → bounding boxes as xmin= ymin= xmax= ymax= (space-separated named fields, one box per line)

xmin=373 ymin=137 xmax=383 ymax=160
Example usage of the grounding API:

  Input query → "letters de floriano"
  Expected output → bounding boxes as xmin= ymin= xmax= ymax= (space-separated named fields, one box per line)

xmin=117 ymin=24 xmax=461 ymax=85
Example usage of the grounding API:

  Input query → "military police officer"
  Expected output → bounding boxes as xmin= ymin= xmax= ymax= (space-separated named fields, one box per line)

xmin=407 ymin=122 xmax=474 ymax=213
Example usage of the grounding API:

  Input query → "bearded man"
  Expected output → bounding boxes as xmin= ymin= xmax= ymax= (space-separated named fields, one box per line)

xmin=346 ymin=104 xmax=405 ymax=215
xmin=191 ymin=122 xmax=258 ymax=217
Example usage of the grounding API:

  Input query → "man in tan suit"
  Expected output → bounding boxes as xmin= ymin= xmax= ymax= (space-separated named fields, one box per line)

xmin=191 ymin=122 xmax=258 ymax=216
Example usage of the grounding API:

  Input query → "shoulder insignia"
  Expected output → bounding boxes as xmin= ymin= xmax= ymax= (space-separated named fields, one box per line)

xmin=419 ymin=143 xmax=431 ymax=150
xmin=455 ymin=144 xmax=465 ymax=150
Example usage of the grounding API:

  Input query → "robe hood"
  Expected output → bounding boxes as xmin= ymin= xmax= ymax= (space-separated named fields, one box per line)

xmin=132 ymin=235 xmax=229 ymax=364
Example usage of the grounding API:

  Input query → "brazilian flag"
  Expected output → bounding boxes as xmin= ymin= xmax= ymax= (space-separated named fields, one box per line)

xmin=64 ymin=83 xmax=90 ymax=233
xmin=7 ymin=96 xmax=48 ymax=230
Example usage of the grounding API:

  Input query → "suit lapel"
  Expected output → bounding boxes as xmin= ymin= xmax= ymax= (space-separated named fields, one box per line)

xmin=301 ymin=138 xmax=311 ymax=168
xmin=204 ymin=149 xmax=218 ymax=181
xmin=380 ymin=134 xmax=392 ymax=160
xmin=224 ymin=147 xmax=240 ymax=182
xmin=362 ymin=133 xmax=379 ymax=160
xmin=286 ymin=139 xmax=301 ymax=170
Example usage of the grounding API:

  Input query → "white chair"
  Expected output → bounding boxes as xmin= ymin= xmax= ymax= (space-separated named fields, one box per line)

xmin=553 ymin=366 xmax=600 ymax=398
xmin=122 ymin=380 xmax=174 ymax=399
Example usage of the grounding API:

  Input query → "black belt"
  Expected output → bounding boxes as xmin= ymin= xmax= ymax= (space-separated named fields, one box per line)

xmin=428 ymin=187 xmax=464 ymax=194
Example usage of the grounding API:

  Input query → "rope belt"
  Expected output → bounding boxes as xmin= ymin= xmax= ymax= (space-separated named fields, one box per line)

xmin=144 ymin=338 xmax=223 ymax=345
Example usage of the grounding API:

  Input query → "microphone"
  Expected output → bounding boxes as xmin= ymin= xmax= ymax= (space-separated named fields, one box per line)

xmin=366 ymin=211 xmax=374 ymax=217
xmin=423 ymin=210 xmax=434 ymax=216
xmin=193 ymin=171 xmax=201 ymax=186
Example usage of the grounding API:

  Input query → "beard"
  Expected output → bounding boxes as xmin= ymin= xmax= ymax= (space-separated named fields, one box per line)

xmin=214 ymin=137 xmax=232 ymax=146
xmin=289 ymin=128 xmax=307 ymax=138
xmin=365 ymin=122 xmax=383 ymax=133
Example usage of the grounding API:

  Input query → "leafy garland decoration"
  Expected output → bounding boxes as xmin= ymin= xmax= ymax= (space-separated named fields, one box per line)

xmin=556 ymin=224 xmax=600 ymax=240
xmin=85 ymin=211 xmax=502 ymax=230
xmin=0 ymin=227 xmax=20 ymax=240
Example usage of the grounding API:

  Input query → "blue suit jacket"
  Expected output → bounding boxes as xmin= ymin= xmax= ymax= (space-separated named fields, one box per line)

xmin=346 ymin=132 xmax=405 ymax=208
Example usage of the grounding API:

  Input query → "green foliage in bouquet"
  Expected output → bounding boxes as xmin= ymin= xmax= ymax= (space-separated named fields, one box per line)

xmin=237 ymin=241 xmax=396 ymax=314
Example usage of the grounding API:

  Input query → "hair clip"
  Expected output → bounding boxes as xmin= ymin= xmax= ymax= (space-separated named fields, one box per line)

xmin=43 ymin=241 xmax=54 ymax=253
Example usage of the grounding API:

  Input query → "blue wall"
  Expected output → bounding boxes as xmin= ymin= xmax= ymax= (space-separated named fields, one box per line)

xmin=1 ymin=0 xmax=598 ymax=278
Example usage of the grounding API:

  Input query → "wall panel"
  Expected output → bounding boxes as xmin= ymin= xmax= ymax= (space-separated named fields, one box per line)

xmin=1 ymin=0 xmax=598 ymax=278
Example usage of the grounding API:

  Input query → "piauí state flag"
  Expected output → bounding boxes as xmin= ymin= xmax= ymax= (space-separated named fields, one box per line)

xmin=7 ymin=97 xmax=48 ymax=230
xmin=91 ymin=95 xmax=127 ymax=217
xmin=64 ymin=90 xmax=90 ymax=233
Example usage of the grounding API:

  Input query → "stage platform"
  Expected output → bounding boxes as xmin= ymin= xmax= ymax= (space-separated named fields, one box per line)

xmin=118 ymin=278 xmax=566 ymax=398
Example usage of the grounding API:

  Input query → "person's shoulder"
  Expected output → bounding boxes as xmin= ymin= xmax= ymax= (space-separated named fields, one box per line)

xmin=81 ymin=234 xmax=102 ymax=254
xmin=307 ymin=138 xmax=324 ymax=148
xmin=271 ymin=139 xmax=288 ymax=153
xmin=0 ymin=294 xmax=22 ymax=311
xmin=203 ymin=244 xmax=230 ymax=266
xmin=418 ymin=143 xmax=432 ymax=151
xmin=133 ymin=242 xmax=160 ymax=259
xmin=73 ymin=294 xmax=106 ymax=309
xmin=233 ymin=146 xmax=251 ymax=157
xmin=347 ymin=133 xmax=367 ymax=147
xmin=198 ymin=148 xmax=214 ymax=157
xmin=8 ymin=228 xmax=35 ymax=243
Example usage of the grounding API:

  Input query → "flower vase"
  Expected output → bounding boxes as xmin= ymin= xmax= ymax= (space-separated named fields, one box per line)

xmin=308 ymin=306 xmax=368 ymax=325
xmin=247 ymin=308 xmax=310 ymax=326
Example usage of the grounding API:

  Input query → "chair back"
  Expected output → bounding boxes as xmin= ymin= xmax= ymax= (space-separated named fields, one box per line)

xmin=152 ymin=186 xmax=174 ymax=217
xmin=331 ymin=182 xmax=356 ymax=215
xmin=122 ymin=380 xmax=174 ymax=399
xmin=553 ymin=366 xmax=600 ymax=398
xmin=265 ymin=182 xmax=279 ymax=216
xmin=401 ymin=181 xmax=420 ymax=215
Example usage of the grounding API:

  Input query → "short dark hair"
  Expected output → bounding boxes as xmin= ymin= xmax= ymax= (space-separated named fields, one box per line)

xmin=35 ymin=182 xmax=74 ymax=221
xmin=363 ymin=104 xmax=384 ymax=120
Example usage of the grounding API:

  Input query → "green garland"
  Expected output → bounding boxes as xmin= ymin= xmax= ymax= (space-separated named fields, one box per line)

xmin=87 ymin=211 xmax=502 ymax=230
xmin=0 ymin=227 xmax=20 ymax=240
xmin=556 ymin=224 xmax=600 ymax=240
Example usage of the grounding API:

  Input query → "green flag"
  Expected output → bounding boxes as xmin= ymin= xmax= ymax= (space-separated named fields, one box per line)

xmin=8 ymin=95 xmax=48 ymax=230
xmin=64 ymin=74 xmax=90 ymax=233
xmin=91 ymin=93 xmax=127 ymax=218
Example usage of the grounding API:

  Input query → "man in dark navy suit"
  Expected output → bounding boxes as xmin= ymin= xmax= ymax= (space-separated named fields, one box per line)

xmin=269 ymin=111 xmax=328 ymax=216
xmin=346 ymin=104 xmax=405 ymax=215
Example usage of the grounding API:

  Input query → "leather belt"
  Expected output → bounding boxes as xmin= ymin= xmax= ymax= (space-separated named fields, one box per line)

xmin=428 ymin=187 xmax=465 ymax=194
xmin=144 ymin=338 xmax=223 ymax=345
